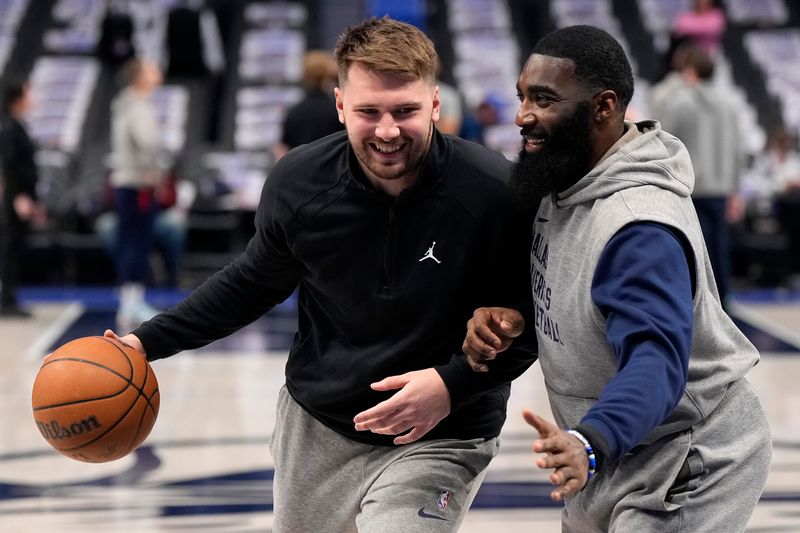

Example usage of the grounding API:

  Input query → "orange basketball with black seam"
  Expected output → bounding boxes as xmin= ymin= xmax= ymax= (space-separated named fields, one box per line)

xmin=31 ymin=336 xmax=160 ymax=463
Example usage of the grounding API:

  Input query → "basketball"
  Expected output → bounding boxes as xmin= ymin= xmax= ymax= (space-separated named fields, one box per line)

xmin=31 ymin=336 xmax=160 ymax=463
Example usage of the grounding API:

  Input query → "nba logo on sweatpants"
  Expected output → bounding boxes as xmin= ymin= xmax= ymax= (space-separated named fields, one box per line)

xmin=437 ymin=490 xmax=451 ymax=511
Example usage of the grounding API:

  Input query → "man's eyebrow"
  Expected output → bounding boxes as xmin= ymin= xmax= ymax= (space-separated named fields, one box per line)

xmin=524 ymin=84 xmax=558 ymax=95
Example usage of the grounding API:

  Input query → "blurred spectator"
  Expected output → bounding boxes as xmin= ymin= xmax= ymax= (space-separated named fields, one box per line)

xmin=110 ymin=58 xmax=166 ymax=329
xmin=742 ymin=128 xmax=800 ymax=204
xmin=165 ymin=0 xmax=224 ymax=78
xmin=435 ymin=61 xmax=463 ymax=135
xmin=274 ymin=50 xmax=343 ymax=160
xmin=650 ymin=37 xmax=693 ymax=119
xmin=165 ymin=0 xmax=225 ymax=142
xmin=761 ymin=128 xmax=800 ymax=193
xmin=659 ymin=46 xmax=743 ymax=306
xmin=459 ymin=94 xmax=502 ymax=145
xmin=672 ymin=0 xmax=726 ymax=58
xmin=751 ymin=128 xmax=800 ymax=274
xmin=97 ymin=0 xmax=136 ymax=69
xmin=96 ymin=173 xmax=196 ymax=288
xmin=0 ymin=79 xmax=46 ymax=318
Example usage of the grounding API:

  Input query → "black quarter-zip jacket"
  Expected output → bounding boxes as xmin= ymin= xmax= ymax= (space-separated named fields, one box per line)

xmin=135 ymin=129 xmax=537 ymax=445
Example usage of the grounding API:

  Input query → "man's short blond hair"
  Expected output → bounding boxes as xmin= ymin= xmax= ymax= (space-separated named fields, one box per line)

xmin=334 ymin=16 xmax=438 ymax=86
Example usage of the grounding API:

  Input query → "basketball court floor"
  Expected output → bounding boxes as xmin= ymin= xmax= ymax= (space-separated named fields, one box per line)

xmin=1 ymin=286 xmax=799 ymax=532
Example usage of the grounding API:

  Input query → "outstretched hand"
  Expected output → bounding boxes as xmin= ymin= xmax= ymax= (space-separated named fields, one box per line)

xmin=523 ymin=409 xmax=589 ymax=502
xmin=353 ymin=368 xmax=451 ymax=445
xmin=462 ymin=307 xmax=525 ymax=372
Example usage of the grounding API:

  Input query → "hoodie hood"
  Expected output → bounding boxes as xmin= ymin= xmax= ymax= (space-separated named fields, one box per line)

xmin=557 ymin=120 xmax=694 ymax=208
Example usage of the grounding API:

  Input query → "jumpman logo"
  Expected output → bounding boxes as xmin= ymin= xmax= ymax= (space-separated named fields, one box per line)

xmin=418 ymin=241 xmax=441 ymax=264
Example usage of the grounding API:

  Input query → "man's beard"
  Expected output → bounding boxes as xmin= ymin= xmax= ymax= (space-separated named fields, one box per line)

xmin=351 ymin=124 xmax=433 ymax=183
xmin=510 ymin=101 xmax=594 ymax=210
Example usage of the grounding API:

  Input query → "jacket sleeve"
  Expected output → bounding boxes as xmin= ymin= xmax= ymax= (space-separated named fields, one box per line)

xmin=436 ymin=327 xmax=538 ymax=409
xmin=134 ymin=166 xmax=303 ymax=359
xmin=580 ymin=222 xmax=693 ymax=466
xmin=435 ymin=204 xmax=539 ymax=408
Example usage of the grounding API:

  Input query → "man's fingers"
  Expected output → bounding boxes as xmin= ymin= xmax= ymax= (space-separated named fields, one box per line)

xmin=536 ymin=452 xmax=577 ymax=471
xmin=549 ymin=477 xmax=584 ymax=501
xmin=353 ymin=397 xmax=400 ymax=425
xmin=536 ymin=457 xmax=585 ymax=501
xmin=522 ymin=410 xmax=590 ymax=501
xmin=463 ymin=319 xmax=500 ymax=357
xmin=370 ymin=374 xmax=409 ymax=392
xmin=105 ymin=331 xmax=146 ymax=355
xmin=492 ymin=309 xmax=525 ymax=337
xmin=365 ymin=420 xmax=413 ymax=436
xmin=474 ymin=320 xmax=505 ymax=349
xmin=465 ymin=356 xmax=489 ymax=373
xmin=394 ymin=425 xmax=427 ymax=445
xmin=463 ymin=308 xmax=523 ymax=356
xmin=522 ymin=409 xmax=558 ymax=438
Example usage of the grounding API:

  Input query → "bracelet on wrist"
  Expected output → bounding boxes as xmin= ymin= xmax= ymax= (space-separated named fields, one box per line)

xmin=567 ymin=429 xmax=597 ymax=479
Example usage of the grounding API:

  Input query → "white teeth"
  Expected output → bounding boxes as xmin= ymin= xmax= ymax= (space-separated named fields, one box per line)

xmin=374 ymin=143 xmax=401 ymax=153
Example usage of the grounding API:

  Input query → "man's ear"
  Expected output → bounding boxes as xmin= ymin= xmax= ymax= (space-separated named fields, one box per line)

xmin=431 ymin=85 xmax=441 ymax=123
xmin=594 ymin=90 xmax=618 ymax=122
xmin=334 ymin=86 xmax=345 ymax=124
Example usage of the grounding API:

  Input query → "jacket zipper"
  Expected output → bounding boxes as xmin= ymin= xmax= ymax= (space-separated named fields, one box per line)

xmin=381 ymin=205 xmax=397 ymax=294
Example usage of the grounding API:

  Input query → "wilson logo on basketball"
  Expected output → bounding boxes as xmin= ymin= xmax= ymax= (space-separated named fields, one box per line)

xmin=36 ymin=416 xmax=102 ymax=441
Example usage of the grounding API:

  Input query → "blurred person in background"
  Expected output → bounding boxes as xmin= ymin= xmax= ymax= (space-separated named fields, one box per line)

xmin=672 ymin=0 xmax=726 ymax=58
xmin=96 ymin=169 xmax=196 ymax=289
xmin=659 ymin=45 xmax=743 ymax=307
xmin=273 ymin=50 xmax=343 ymax=160
xmin=165 ymin=0 xmax=225 ymax=142
xmin=757 ymin=128 xmax=800 ymax=277
xmin=97 ymin=0 xmax=136 ymax=69
xmin=434 ymin=60 xmax=463 ymax=135
xmin=740 ymin=127 xmax=800 ymax=219
xmin=110 ymin=58 xmax=166 ymax=329
xmin=737 ymin=127 xmax=800 ymax=283
xmin=0 ymin=79 xmax=46 ymax=318
xmin=749 ymin=128 xmax=800 ymax=193
xmin=649 ymin=36 xmax=693 ymax=120
xmin=458 ymin=93 xmax=502 ymax=145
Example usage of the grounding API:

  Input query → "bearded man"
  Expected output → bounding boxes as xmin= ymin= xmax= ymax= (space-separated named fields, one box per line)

xmin=463 ymin=25 xmax=771 ymax=533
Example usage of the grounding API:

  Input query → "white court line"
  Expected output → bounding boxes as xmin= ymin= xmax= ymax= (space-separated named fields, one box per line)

xmin=728 ymin=301 xmax=800 ymax=350
xmin=24 ymin=302 xmax=85 ymax=360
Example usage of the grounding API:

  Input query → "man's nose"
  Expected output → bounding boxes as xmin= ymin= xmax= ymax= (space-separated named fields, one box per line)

xmin=515 ymin=104 xmax=537 ymax=128
xmin=375 ymin=113 xmax=400 ymax=141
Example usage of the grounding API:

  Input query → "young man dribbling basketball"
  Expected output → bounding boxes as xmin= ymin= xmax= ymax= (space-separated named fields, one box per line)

xmin=106 ymin=17 xmax=536 ymax=532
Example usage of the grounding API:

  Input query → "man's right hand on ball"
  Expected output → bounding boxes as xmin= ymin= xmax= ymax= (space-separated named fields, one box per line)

xmin=104 ymin=329 xmax=147 ymax=358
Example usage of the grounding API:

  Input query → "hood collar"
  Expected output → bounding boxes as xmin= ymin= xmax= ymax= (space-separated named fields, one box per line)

xmin=556 ymin=120 xmax=694 ymax=208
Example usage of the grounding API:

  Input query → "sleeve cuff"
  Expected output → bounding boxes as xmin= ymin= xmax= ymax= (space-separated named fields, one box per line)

xmin=435 ymin=355 xmax=487 ymax=409
xmin=131 ymin=322 xmax=166 ymax=362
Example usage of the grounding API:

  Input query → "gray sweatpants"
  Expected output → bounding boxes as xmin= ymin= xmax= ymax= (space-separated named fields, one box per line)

xmin=562 ymin=378 xmax=772 ymax=532
xmin=270 ymin=386 xmax=499 ymax=533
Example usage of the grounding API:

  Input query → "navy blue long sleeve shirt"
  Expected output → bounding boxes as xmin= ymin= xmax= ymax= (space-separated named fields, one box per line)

xmin=575 ymin=221 xmax=695 ymax=467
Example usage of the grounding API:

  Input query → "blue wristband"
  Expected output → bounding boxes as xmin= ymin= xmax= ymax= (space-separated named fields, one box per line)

xmin=567 ymin=429 xmax=597 ymax=479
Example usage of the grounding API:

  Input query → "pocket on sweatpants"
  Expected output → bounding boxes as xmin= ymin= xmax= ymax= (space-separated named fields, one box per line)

xmin=665 ymin=447 xmax=704 ymax=506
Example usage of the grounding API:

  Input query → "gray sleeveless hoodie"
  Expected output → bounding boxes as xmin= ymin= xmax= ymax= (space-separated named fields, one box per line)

xmin=532 ymin=120 xmax=758 ymax=446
